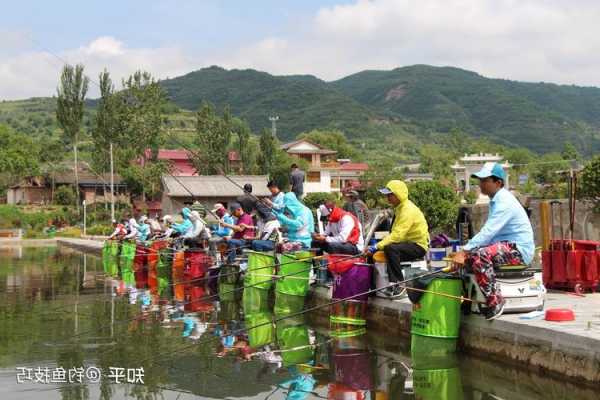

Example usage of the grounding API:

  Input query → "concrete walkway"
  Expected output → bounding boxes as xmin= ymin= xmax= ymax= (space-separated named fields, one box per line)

xmin=56 ymin=237 xmax=600 ymax=386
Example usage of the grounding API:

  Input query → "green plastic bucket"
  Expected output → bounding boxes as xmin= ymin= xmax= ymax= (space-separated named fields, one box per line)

xmin=120 ymin=241 xmax=136 ymax=285
xmin=245 ymin=311 xmax=274 ymax=348
xmin=276 ymin=323 xmax=313 ymax=367
xmin=245 ymin=251 xmax=275 ymax=290
xmin=411 ymin=277 xmax=462 ymax=339
xmin=276 ymin=251 xmax=311 ymax=297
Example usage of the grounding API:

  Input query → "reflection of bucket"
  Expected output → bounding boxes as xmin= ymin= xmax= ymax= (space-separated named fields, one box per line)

xmin=245 ymin=251 xmax=275 ymax=290
xmin=219 ymin=264 xmax=239 ymax=285
xmin=411 ymin=353 xmax=463 ymax=400
xmin=411 ymin=278 xmax=462 ymax=339
xmin=157 ymin=247 xmax=173 ymax=297
xmin=277 ymin=251 xmax=311 ymax=296
xmin=245 ymin=311 xmax=274 ymax=348
xmin=218 ymin=282 xmax=236 ymax=303
xmin=332 ymin=350 xmax=374 ymax=391
xmin=276 ymin=324 xmax=313 ymax=367
xmin=274 ymin=292 xmax=305 ymax=317
xmin=172 ymin=251 xmax=185 ymax=302
xmin=330 ymin=300 xmax=368 ymax=326
xmin=121 ymin=241 xmax=136 ymax=285
xmin=134 ymin=244 xmax=148 ymax=289
xmin=243 ymin=287 xmax=270 ymax=314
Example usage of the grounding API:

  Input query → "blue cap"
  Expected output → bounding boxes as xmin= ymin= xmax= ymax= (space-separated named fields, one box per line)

xmin=471 ymin=162 xmax=506 ymax=181
xmin=378 ymin=187 xmax=393 ymax=195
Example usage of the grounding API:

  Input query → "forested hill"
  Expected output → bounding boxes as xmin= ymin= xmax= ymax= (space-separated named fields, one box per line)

xmin=2 ymin=65 xmax=600 ymax=154
xmin=331 ymin=65 xmax=600 ymax=154
xmin=159 ymin=66 xmax=372 ymax=140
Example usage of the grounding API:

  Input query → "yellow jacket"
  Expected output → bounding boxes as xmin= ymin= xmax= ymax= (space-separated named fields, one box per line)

xmin=376 ymin=180 xmax=429 ymax=251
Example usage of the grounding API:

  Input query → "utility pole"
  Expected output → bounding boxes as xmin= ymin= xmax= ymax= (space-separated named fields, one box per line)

xmin=269 ymin=115 xmax=279 ymax=139
xmin=110 ymin=142 xmax=115 ymax=222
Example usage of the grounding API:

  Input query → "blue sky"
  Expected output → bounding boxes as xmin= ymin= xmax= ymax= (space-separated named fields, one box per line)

xmin=2 ymin=1 xmax=600 ymax=99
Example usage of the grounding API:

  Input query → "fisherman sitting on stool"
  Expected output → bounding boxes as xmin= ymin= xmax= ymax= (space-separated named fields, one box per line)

xmin=451 ymin=163 xmax=534 ymax=320
xmin=312 ymin=200 xmax=364 ymax=255
xmin=222 ymin=202 xmax=255 ymax=264
xmin=365 ymin=180 xmax=429 ymax=297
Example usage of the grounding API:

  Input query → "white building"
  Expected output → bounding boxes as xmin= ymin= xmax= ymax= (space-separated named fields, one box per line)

xmin=281 ymin=140 xmax=369 ymax=194
xmin=451 ymin=153 xmax=511 ymax=203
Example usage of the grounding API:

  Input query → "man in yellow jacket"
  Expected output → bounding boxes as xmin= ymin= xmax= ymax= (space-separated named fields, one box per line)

xmin=367 ymin=180 xmax=429 ymax=289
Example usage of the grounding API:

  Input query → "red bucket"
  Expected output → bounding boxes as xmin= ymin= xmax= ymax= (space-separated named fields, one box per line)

xmin=566 ymin=250 xmax=584 ymax=281
xmin=541 ymin=250 xmax=552 ymax=285
xmin=551 ymin=250 xmax=567 ymax=283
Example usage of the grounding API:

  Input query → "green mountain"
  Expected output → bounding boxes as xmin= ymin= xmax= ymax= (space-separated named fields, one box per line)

xmin=159 ymin=66 xmax=372 ymax=140
xmin=3 ymin=65 xmax=600 ymax=154
xmin=331 ymin=65 xmax=600 ymax=154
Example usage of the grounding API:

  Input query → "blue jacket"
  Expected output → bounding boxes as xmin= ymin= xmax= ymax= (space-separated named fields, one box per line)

xmin=271 ymin=192 xmax=285 ymax=211
xmin=214 ymin=214 xmax=234 ymax=237
xmin=137 ymin=223 xmax=150 ymax=241
xmin=172 ymin=207 xmax=193 ymax=236
xmin=275 ymin=193 xmax=314 ymax=248
xmin=464 ymin=188 xmax=535 ymax=264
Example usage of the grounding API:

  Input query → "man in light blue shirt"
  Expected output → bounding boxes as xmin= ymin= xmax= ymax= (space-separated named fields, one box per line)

xmin=453 ymin=163 xmax=534 ymax=320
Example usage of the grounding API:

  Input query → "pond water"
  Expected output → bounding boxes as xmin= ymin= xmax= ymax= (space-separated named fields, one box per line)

xmin=0 ymin=245 xmax=597 ymax=400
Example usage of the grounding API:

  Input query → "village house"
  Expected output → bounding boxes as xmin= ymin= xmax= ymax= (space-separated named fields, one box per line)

xmin=281 ymin=139 xmax=369 ymax=194
xmin=160 ymin=175 xmax=270 ymax=217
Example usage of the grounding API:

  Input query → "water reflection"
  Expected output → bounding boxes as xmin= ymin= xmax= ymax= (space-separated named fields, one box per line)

xmin=0 ymin=246 xmax=598 ymax=400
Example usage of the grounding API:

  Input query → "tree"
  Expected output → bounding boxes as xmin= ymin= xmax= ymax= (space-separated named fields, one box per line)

xmin=360 ymin=159 xmax=400 ymax=208
xmin=56 ymin=64 xmax=89 ymax=211
xmin=580 ymin=156 xmax=600 ymax=210
xmin=193 ymin=102 xmax=232 ymax=174
xmin=0 ymin=125 xmax=40 ymax=193
xmin=561 ymin=142 xmax=580 ymax=161
xmin=257 ymin=128 xmax=277 ymax=175
xmin=408 ymin=180 xmax=460 ymax=235
xmin=232 ymin=118 xmax=254 ymax=173
xmin=297 ymin=129 xmax=357 ymax=159
xmin=91 ymin=70 xmax=118 ymax=171
xmin=89 ymin=70 xmax=168 ymax=201
xmin=418 ymin=144 xmax=455 ymax=179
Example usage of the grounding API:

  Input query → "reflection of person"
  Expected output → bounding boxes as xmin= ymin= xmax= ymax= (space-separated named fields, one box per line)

xmin=452 ymin=163 xmax=534 ymax=320
xmin=280 ymin=366 xmax=316 ymax=400
xmin=366 ymin=181 xmax=429 ymax=295
xmin=312 ymin=201 xmax=363 ymax=255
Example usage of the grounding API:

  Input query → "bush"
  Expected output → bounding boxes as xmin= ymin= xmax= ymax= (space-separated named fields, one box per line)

xmin=86 ymin=224 xmax=113 ymax=236
xmin=54 ymin=185 xmax=77 ymax=206
xmin=302 ymin=192 xmax=338 ymax=210
xmin=56 ymin=227 xmax=82 ymax=238
xmin=408 ymin=180 xmax=460 ymax=235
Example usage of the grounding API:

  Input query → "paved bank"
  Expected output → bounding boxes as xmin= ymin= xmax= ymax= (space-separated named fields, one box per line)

xmin=57 ymin=238 xmax=600 ymax=386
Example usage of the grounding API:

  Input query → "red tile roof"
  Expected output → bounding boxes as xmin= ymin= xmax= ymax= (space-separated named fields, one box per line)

xmin=228 ymin=151 xmax=241 ymax=161
xmin=340 ymin=162 xmax=369 ymax=171
xmin=157 ymin=149 xmax=192 ymax=160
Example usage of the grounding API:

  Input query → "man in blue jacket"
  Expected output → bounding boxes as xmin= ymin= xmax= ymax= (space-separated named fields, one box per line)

xmin=452 ymin=163 xmax=534 ymax=320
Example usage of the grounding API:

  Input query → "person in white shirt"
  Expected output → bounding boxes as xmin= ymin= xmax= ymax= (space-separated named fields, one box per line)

xmin=312 ymin=201 xmax=364 ymax=255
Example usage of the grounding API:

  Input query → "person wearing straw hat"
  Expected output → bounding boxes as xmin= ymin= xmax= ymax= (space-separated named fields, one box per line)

xmin=451 ymin=162 xmax=534 ymax=320
xmin=343 ymin=189 xmax=368 ymax=228
xmin=211 ymin=203 xmax=234 ymax=239
xmin=366 ymin=180 xmax=429 ymax=296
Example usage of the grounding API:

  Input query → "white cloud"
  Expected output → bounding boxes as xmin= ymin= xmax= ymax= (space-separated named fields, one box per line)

xmin=0 ymin=36 xmax=196 ymax=99
xmin=215 ymin=0 xmax=600 ymax=86
xmin=3 ymin=0 xmax=600 ymax=100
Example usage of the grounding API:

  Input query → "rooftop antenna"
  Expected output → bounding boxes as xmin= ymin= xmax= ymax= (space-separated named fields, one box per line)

xmin=269 ymin=115 xmax=279 ymax=139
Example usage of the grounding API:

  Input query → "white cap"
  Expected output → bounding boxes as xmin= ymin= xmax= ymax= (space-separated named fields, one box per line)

xmin=318 ymin=204 xmax=330 ymax=217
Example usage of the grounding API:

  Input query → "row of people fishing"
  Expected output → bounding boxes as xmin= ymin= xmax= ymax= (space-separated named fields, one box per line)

xmin=107 ymin=161 xmax=535 ymax=321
